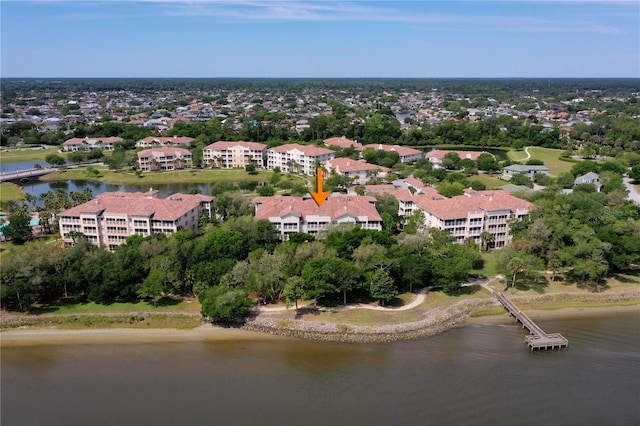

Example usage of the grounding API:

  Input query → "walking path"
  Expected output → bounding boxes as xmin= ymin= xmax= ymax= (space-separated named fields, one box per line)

xmin=255 ymin=276 xmax=505 ymax=314
xmin=623 ymin=176 xmax=640 ymax=204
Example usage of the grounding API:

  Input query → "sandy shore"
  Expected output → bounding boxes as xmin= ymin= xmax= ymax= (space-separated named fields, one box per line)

xmin=0 ymin=324 xmax=290 ymax=346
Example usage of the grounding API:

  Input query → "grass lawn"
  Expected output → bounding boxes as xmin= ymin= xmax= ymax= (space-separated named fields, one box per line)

xmin=470 ymin=173 xmax=506 ymax=189
xmin=0 ymin=182 xmax=26 ymax=207
xmin=478 ymin=250 xmax=501 ymax=278
xmin=30 ymin=297 xmax=202 ymax=315
xmin=39 ymin=167 xmax=309 ymax=186
xmin=506 ymin=147 xmax=573 ymax=176
xmin=0 ymin=147 xmax=68 ymax=164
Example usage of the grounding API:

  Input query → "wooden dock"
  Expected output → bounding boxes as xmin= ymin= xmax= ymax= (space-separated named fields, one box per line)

xmin=494 ymin=291 xmax=568 ymax=351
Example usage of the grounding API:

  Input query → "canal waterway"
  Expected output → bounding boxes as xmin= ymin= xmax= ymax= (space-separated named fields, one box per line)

xmin=2 ymin=310 xmax=639 ymax=426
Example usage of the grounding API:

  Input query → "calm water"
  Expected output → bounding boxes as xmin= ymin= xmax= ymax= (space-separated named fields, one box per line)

xmin=2 ymin=311 xmax=639 ymax=426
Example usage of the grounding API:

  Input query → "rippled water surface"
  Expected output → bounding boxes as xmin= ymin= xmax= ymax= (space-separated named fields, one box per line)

xmin=2 ymin=311 xmax=639 ymax=426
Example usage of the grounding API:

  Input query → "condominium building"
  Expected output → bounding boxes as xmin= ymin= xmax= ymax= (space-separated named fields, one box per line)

xmin=135 ymin=136 xmax=194 ymax=148
xmin=363 ymin=144 xmax=423 ymax=163
xmin=58 ymin=190 xmax=214 ymax=251
xmin=202 ymin=141 xmax=267 ymax=169
xmin=322 ymin=158 xmax=389 ymax=184
xmin=267 ymin=143 xmax=335 ymax=175
xmin=414 ymin=189 xmax=532 ymax=248
xmin=63 ymin=137 xmax=124 ymax=151
xmin=254 ymin=195 xmax=382 ymax=240
xmin=137 ymin=147 xmax=193 ymax=172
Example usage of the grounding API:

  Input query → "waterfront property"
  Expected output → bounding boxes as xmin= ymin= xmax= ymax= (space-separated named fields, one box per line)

xmin=254 ymin=195 xmax=382 ymax=240
xmin=202 ymin=141 xmax=267 ymax=169
xmin=58 ymin=190 xmax=213 ymax=250
xmin=266 ymin=143 xmax=335 ymax=175
xmin=137 ymin=147 xmax=193 ymax=172
xmin=415 ymin=189 xmax=532 ymax=248
xmin=501 ymin=164 xmax=551 ymax=180
xmin=63 ymin=137 xmax=124 ymax=151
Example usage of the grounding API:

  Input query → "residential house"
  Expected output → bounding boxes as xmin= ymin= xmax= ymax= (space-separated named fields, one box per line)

xmin=58 ymin=190 xmax=214 ymax=251
xmin=322 ymin=158 xmax=389 ymax=185
xmin=137 ymin=147 xmax=193 ymax=172
xmin=203 ymin=141 xmax=267 ymax=169
xmin=267 ymin=143 xmax=335 ymax=175
xmin=501 ymin=164 xmax=551 ymax=180
xmin=426 ymin=150 xmax=494 ymax=168
xmin=63 ymin=137 xmax=124 ymax=152
xmin=574 ymin=172 xmax=601 ymax=191
xmin=254 ymin=195 xmax=382 ymax=240
xmin=135 ymin=136 xmax=194 ymax=148
xmin=364 ymin=144 xmax=422 ymax=163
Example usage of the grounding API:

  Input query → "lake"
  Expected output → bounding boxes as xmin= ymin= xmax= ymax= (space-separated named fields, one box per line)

xmin=2 ymin=310 xmax=639 ymax=426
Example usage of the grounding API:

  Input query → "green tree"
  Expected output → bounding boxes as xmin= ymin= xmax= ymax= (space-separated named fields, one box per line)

xmin=2 ymin=211 xmax=33 ymax=243
xmin=368 ymin=268 xmax=397 ymax=305
xmin=301 ymin=257 xmax=360 ymax=306
xmin=137 ymin=269 xmax=165 ymax=307
xmin=199 ymin=286 xmax=252 ymax=323
xmin=283 ymin=276 xmax=305 ymax=311
xmin=45 ymin=153 xmax=66 ymax=166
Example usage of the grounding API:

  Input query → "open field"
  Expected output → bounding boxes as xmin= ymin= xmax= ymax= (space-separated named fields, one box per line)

xmin=470 ymin=173 xmax=506 ymax=189
xmin=0 ymin=147 xmax=67 ymax=164
xmin=507 ymin=146 xmax=574 ymax=176
xmin=29 ymin=297 xmax=202 ymax=315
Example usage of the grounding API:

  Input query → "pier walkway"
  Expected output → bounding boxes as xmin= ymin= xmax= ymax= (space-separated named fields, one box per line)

xmin=494 ymin=291 xmax=568 ymax=351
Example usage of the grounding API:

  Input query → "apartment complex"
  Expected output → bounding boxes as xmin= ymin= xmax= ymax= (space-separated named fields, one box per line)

xmin=322 ymin=158 xmax=389 ymax=184
xmin=266 ymin=143 xmax=335 ymax=175
xmin=415 ymin=189 xmax=532 ymax=248
xmin=58 ymin=191 xmax=214 ymax=251
xmin=63 ymin=137 xmax=124 ymax=151
xmin=254 ymin=195 xmax=382 ymax=240
xmin=137 ymin=147 xmax=193 ymax=172
xmin=135 ymin=136 xmax=194 ymax=148
xmin=202 ymin=141 xmax=267 ymax=169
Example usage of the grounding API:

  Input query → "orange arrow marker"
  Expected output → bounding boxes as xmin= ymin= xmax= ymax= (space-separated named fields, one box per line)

xmin=310 ymin=168 xmax=330 ymax=207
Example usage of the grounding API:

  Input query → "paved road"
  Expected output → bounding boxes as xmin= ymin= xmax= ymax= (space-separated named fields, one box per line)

xmin=623 ymin=176 xmax=640 ymax=204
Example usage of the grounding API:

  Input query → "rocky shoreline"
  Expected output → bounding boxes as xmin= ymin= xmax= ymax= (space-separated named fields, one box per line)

xmin=2 ymin=290 xmax=638 ymax=344
xmin=242 ymin=290 xmax=640 ymax=343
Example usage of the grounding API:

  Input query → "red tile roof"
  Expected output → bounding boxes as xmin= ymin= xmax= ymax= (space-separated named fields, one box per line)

xmin=63 ymin=137 xmax=123 ymax=146
xmin=415 ymin=190 xmax=532 ymax=220
xmin=323 ymin=158 xmax=389 ymax=174
xmin=426 ymin=150 xmax=494 ymax=161
xmin=363 ymin=144 xmax=422 ymax=157
xmin=269 ymin=143 xmax=334 ymax=157
xmin=254 ymin=195 xmax=382 ymax=222
xmin=137 ymin=147 xmax=192 ymax=158
xmin=59 ymin=192 xmax=213 ymax=221
xmin=205 ymin=141 xmax=268 ymax=151
xmin=323 ymin=136 xmax=363 ymax=150
xmin=138 ymin=136 xmax=194 ymax=145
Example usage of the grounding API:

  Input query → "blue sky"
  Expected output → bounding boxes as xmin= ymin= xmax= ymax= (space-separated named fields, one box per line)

xmin=1 ymin=1 xmax=638 ymax=78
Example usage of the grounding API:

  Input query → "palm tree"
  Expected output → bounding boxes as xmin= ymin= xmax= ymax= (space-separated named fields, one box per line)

xmin=507 ymin=256 xmax=525 ymax=288
xmin=479 ymin=231 xmax=495 ymax=251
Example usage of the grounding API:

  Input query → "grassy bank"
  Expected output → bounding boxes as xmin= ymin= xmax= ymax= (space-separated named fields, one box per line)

xmin=506 ymin=147 xmax=573 ymax=175
xmin=0 ymin=182 xmax=25 ymax=207
xmin=0 ymin=147 xmax=67 ymax=164
xmin=38 ymin=166 xmax=309 ymax=186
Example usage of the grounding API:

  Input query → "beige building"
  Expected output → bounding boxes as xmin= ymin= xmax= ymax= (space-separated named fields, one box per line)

xmin=63 ymin=137 xmax=124 ymax=151
xmin=58 ymin=190 xmax=214 ymax=251
xmin=254 ymin=195 xmax=382 ymax=240
xmin=137 ymin=147 xmax=193 ymax=172
xmin=267 ymin=143 xmax=335 ymax=175
xmin=203 ymin=141 xmax=267 ymax=169
xmin=135 ymin=136 xmax=194 ymax=148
